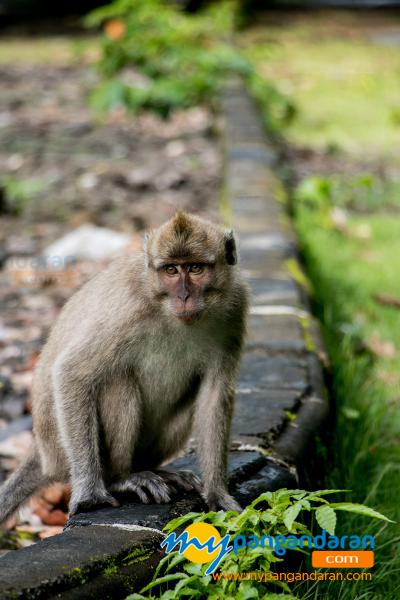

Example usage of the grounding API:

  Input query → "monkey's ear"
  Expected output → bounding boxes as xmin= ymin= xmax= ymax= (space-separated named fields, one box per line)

xmin=224 ymin=230 xmax=237 ymax=265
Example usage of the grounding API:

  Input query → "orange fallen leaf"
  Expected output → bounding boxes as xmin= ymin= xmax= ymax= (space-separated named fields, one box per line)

xmin=31 ymin=483 xmax=70 ymax=526
xmin=33 ymin=502 xmax=68 ymax=526
xmin=104 ymin=19 xmax=126 ymax=41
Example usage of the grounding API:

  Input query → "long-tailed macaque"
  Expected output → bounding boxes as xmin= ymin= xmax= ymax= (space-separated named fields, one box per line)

xmin=0 ymin=212 xmax=248 ymax=521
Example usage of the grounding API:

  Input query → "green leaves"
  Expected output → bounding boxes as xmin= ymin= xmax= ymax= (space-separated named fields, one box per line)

xmin=315 ymin=505 xmax=337 ymax=536
xmin=127 ymin=488 xmax=393 ymax=599
xmin=86 ymin=0 xmax=257 ymax=117
xmin=0 ymin=175 xmax=48 ymax=216
xmin=86 ymin=0 xmax=293 ymax=124
xmin=294 ymin=176 xmax=333 ymax=210
xmin=283 ymin=502 xmax=304 ymax=532
xmin=328 ymin=503 xmax=394 ymax=522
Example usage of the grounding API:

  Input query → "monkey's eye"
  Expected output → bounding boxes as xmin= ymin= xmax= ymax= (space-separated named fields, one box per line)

xmin=165 ymin=265 xmax=178 ymax=275
xmin=189 ymin=264 xmax=203 ymax=274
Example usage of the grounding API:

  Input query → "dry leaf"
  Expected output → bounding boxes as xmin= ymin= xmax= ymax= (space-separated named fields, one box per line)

xmin=367 ymin=335 xmax=396 ymax=358
xmin=38 ymin=527 xmax=64 ymax=539
xmin=373 ymin=293 xmax=400 ymax=310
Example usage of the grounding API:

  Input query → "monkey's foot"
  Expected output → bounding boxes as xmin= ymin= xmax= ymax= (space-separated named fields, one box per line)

xmin=70 ymin=489 xmax=119 ymax=516
xmin=111 ymin=469 xmax=202 ymax=504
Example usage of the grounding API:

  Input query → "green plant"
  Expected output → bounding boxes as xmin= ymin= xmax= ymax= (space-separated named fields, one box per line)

xmin=86 ymin=1 xmax=246 ymax=117
xmin=85 ymin=0 xmax=294 ymax=126
xmin=292 ymin=180 xmax=400 ymax=599
xmin=0 ymin=175 xmax=47 ymax=215
xmin=294 ymin=174 xmax=400 ymax=215
xmin=126 ymin=489 xmax=391 ymax=599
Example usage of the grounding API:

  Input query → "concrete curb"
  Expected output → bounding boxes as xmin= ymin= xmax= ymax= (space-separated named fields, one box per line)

xmin=0 ymin=82 xmax=328 ymax=599
xmin=222 ymin=81 xmax=329 ymax=467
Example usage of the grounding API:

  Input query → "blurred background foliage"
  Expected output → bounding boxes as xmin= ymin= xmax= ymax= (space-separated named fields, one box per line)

xmin=85 ymin=0 xmax=295 ymax=124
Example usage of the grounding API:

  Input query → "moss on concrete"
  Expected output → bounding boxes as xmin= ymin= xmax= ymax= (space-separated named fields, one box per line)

xmin=285 ymin=258 xmax=313 ymax=295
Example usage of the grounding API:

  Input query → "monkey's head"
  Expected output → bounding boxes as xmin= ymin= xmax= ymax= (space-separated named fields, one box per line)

xmin=144 ymin=212 xmax=238 ymax=323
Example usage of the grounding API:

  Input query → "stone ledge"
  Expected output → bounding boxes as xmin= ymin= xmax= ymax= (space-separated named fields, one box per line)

xmin=0 ymin=525 xmax=164 ymax=600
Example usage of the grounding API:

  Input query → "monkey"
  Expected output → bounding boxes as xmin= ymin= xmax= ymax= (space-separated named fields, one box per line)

xmin=0 ymin=212 xmax=249 ymax=522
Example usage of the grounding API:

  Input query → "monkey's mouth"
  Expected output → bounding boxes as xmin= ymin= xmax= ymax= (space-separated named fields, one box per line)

xmin=175 ymin=310 xmax=202 ymax=324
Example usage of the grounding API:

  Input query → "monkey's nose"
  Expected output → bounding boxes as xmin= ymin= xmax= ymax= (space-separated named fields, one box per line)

xmin=178 ymin=292 xmax=190 ymax=303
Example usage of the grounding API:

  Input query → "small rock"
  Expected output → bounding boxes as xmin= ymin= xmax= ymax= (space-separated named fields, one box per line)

xmin=6 ymin=154 xmax=24 ymax=171
xmin=165 ymin=140 xmax=186 ymax=158
xmin=77 ymin=173 xmax=98 ymax=190
xmin=44 ymin=224 xmax=131 ymax=262
xmin=0 ymin=430 xmax=33 ymax=458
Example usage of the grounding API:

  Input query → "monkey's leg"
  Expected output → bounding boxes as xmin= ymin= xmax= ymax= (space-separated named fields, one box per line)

xmin=195 ymin=375 xmax=242 ymax=513
xmin=0 ymin=450 xmax=53 ymax=524
xmin=52 ymin=355 xmax=119 ymax=516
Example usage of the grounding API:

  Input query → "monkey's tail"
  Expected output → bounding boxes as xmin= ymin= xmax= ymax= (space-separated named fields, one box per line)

xmin=0 ymin=450 xmax=51 ymax=525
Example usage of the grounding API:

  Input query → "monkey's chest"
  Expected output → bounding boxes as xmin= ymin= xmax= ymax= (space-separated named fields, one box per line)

xmin=132 ymin=323 xmax=208 ymax=399
xmin=137 ymin=339 xmax=204 ymax=406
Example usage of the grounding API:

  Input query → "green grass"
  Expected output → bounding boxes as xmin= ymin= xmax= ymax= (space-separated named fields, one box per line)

xmin=240 ymin=11 xmax=400 ymax=159
xmin=240 ymin=10 xmax=400 ymax=600
xmin=294 ymin=205 xmax=400 ymax=600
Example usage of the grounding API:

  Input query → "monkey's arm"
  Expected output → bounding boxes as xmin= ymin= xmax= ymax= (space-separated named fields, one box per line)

xmin=194 ymin=364 xmax=241 ymax=512
xmin=52 ymin=344 xmax=119 ymax=515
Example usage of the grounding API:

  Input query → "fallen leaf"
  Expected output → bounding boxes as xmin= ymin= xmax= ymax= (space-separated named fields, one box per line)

xmin=38 ymin=527 xmax=64 ymax=539
xmin=367 ymin=335 xmax=396 ymax=358
xmin=373 ymin=293 xmax=400 ymax=310
xmin=16 ymin=538 xmax=36 ymax=548
xmin=104 ymin=19 xmax=126 ymax=41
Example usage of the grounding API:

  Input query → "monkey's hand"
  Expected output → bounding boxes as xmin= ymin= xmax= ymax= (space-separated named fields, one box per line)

xmin=206 ymin=489 xmax=242 ymax=513
xmin=69 ymin=488 xmax=119 ymax=516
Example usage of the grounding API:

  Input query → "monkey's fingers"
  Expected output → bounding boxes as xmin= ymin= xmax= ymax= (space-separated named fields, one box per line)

xmin=110 ymin=479 xmax=150 ymax=503
xmin=157 ymin=469 xmax=202 ymax=494
xmin=112 ymin=472 xmax=172 ymax=504
xmin=137 ymin=472 xmax=172 ymax=503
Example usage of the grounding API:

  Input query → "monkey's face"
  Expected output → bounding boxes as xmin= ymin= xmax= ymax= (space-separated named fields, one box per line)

xmin=145 ymin=212 xmax=238 ymax=323
xmin=157 ymin=262 xmax=214 ymax=323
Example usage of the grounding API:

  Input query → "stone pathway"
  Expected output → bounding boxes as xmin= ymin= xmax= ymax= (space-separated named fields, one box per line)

xmin=0 ymin=83 xmax=328 ymax=599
